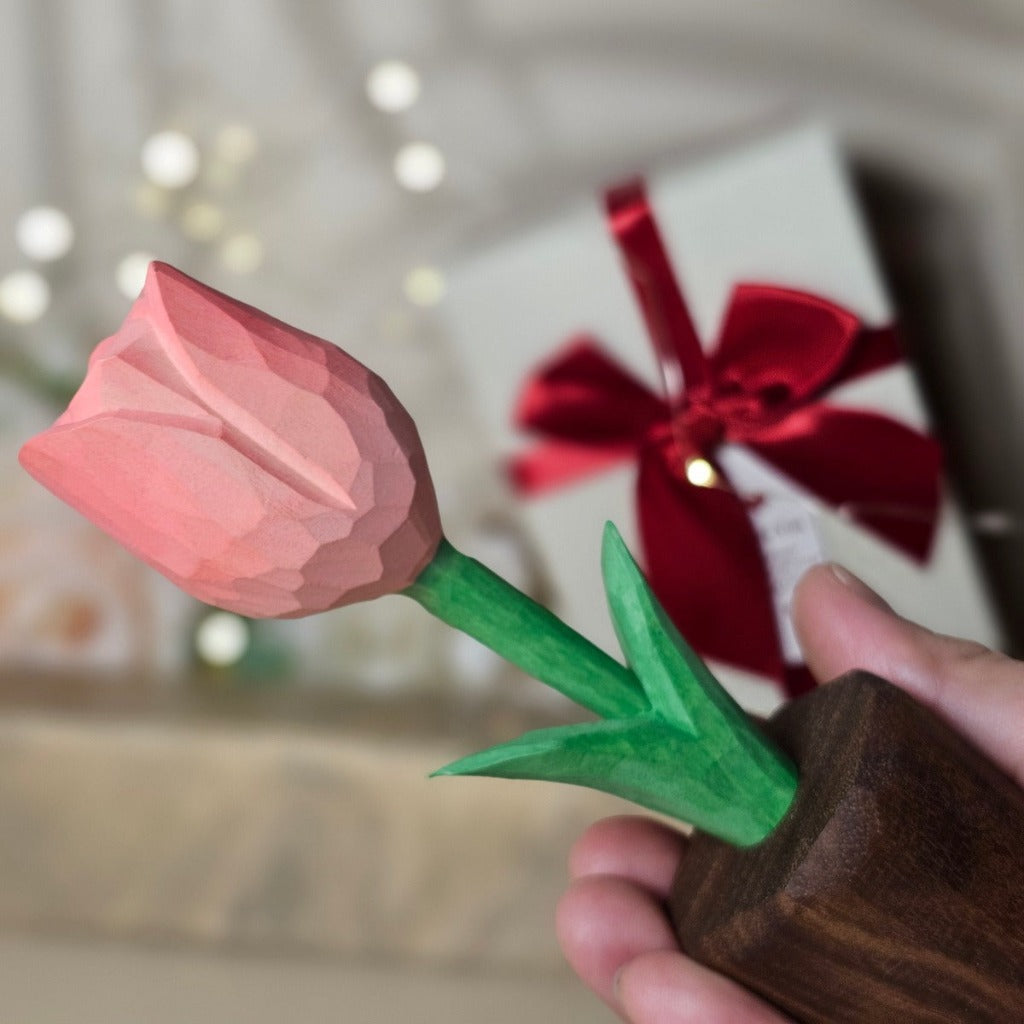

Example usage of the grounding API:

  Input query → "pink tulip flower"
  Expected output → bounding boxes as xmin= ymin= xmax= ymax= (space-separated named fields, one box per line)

xmin=20 ymin=260 xmax=644 ymax=721
xmin=19 ymin=262 xmax=443 ymax=618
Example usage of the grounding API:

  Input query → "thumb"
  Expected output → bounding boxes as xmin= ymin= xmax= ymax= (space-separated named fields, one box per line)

xmin=792 ymin=563 xmax=1024 ymax=789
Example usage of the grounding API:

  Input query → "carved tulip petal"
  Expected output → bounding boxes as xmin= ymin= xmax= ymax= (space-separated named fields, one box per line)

xmin=61 ymin=321 xmax=215 ymax=427
xmin=20 ymin=262 xmax=443 ymax=617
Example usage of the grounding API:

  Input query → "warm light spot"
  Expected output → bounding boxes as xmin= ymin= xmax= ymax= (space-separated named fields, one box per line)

xmin=377 ymin=307 xmax=414 ymax=339
xmin=393 ymin=142 xmax=445 ymax=192
xmin=366 ymin=60 xmax=421 ymax=112
xmin=403 ymin=265 xmax=446 ymax=306
xmin=685 ymin=457 xmax=717 ymax=488
xmin=180 ymin=201 xmax=226 ymax=241
xmin=141 ymin=130 xmax=200 ymax=189
xmin=115 ymin=252 xmax=154 ymax=299
xmin=220 ymin=232 xmax=264 ymax=273
xmin=133 ymin=182 xmax=171 ymax=219
xmin=0 ymin=269 xmax=51 ymax=323
xmin=203 ymin=158 xmax=240 ymax=190
xmin=39 ymin=598 xmax=102 ymax=646
xmin=195 ymin=611 xmax=250 ymax=667
xmin=15 ymin=206 xmax=74 ymax=261
xmin=215 ymin=123 xmax=259 ymax=164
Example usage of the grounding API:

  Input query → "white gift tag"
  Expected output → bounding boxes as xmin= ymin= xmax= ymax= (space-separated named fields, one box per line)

xmin=746 ymin=495 xmax=823 ymax=665
xmin=717 ymin=445 xmax=824 ymax=666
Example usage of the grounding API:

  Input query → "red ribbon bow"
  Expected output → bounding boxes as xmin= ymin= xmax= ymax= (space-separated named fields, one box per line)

xmin=510 ymin=180 xmax=942 ymax=694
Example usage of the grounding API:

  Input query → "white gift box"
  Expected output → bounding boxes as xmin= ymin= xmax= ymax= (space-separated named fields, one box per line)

xmin=441 ymin=124 xmax=999 ymax=714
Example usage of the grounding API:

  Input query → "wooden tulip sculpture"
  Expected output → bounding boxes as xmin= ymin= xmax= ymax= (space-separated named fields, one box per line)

xmin=20 ymin=262 xmax=442 ymax=617
xmin=20 ymin=263 xmax=1024 ymax=1021
xmin=19 ymin=263 xmax=637 ymax=715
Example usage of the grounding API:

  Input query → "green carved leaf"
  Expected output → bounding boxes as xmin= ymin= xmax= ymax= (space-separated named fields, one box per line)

xmin=601 ymin=521 xmax=702 ymax=732
xmin=427 ymin=522 xmax=798 ymax=847
xmin=434 ymin=713 xmax=790 ymax=847
xmin=601 ymin=522 xmax=762 ymax=728
xmin=601 ymin=522 xmax=797 ymax=806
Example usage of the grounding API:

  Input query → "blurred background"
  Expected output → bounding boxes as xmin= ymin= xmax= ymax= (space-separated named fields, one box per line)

xmin=2 ymin=1 xmax=1024 ymax=1020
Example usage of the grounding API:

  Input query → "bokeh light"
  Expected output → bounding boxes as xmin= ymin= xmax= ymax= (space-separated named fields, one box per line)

xmin=115 ymin=252 xmax=154 ymax=299
xmin=685 ymin=456 xmax=718 ymax=488
xmin=195 ymin=611 xmax=250 ymax=667
xmin=141 ymin=130 xmax=200 ymax=189
xmin=180 ymin=201 xmax=226 ymax=242
xmin=403 ymin=265 xmax=446 ymax=306
xmin=214 ymin=123 xmax=259 ymax=164
xmin=220 ymin=232 xmax=264 ymax=273
xmin=0 ymin=269 xmax=51 ymax=323
xmin=15 ymin=206 xmax=75 ymax=262
xmin=133 ymin=182 xmax=171 ymax=219
xmin=393 ymin=142 xmax=446 ymax=192
xmin=366 ymin=60 xmax=421 ymax=112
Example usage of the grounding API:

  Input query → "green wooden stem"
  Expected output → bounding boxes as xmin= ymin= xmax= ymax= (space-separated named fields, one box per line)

xmin=431 ymin=524 xmax=798 ymax=847
xmin=403 ymin=537 xmax=648 ymax=719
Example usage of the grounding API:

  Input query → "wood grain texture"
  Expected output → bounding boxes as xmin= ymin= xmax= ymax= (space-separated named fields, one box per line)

xmin=670 ymin=671 xmax=1024 ymax=1022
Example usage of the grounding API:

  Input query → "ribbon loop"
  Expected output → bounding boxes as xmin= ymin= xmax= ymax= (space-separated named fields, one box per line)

xmin=513 ymin=335 xmax=666 ymax=447
xmin=512 ymin=181 xmax=942 ymax=691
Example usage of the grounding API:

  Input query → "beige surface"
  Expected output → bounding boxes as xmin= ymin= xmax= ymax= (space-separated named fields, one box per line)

xmin=0 ymin=686 xmax=636 ymax=970
xmin=0 ymin=933 xmax=618 ymax=1024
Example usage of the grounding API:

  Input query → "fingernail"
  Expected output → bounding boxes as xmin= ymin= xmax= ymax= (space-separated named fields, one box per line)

xmin=829 ymin=563 xmax=891 ymax=611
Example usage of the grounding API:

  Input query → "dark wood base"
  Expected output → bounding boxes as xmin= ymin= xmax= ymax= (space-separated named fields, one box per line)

xmin=670 ymin=672 xmax=1024 ymax=1023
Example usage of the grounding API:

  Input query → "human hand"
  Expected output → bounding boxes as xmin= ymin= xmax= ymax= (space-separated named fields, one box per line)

xmin=556 ymin=563 xmax=1024 ymax=1022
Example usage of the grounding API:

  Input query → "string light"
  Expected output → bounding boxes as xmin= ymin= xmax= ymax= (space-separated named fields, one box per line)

xmin=366 ymin=60 xmax=421 ymax=112
xmin=195 ymin=611 xmax=250 ymax=667
xmin=115 ymin=252 xmax=154 ymax=299
xmin=141 ymin=130 xmax=200 ymax=189
xmin=203 ymin=159 xmax=239 ymax=190
xmin=403 ymin=265 xmax=446 ymax=306
xmin=0 ymin=269 xmax=50 ymax=323
xmin=685 ymin=456 xmax=718 ymax=488
xmin=214 ymin=123 xmax=258 ymax=164
xmin=393 ymin=142 xmax=445 ymax=192
xmin=377 ymin=307 xmax=414 ymax=340
xmin=133 ymin=182 xmax=171 ymax=219
xmin=180 ymin=201 xmax=226 ymax=242
xmin=15 ymin=206 xmax=74 ymax=261
xmin=220 ymin=232 xmax=264 ymax=273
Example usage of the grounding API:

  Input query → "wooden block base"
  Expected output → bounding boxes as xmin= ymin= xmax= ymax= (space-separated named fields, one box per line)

xmin=670 ymin=672 xmax=1024 ymax=1023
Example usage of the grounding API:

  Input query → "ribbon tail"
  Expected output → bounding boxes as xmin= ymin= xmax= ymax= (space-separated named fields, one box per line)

xmin=747 ymin=405 xmax=943 ymax=562
xmin=636 ymin=445 xmax=785 ymax=685
xmin=509 ymin=440 xmax=636 ymax=495
xmin=605 ymin=180 xmax=711 ymax=393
